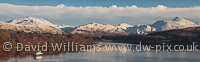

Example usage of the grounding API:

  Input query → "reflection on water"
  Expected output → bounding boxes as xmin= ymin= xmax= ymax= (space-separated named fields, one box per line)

xmin=34 ymin=56 xmax=42 ymax=60
xmin=0 ymin=42 xmax=200 ymax=62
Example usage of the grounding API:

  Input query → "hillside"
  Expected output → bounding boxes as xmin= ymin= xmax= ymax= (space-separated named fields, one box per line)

xmin=70 ymin=22 xmax=127 ymax=36
xmin=126 ymin=17 xmax=200 ymax=35
xmin=0 ymin=17 xmax=65 ymax=34
xmin=0 ymin=29 xmax=95 ymax=51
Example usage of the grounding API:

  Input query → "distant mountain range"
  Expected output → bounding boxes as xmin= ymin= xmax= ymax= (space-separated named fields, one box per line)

xmin=0 ymin=17 xmax=199 ymax=36
xmin=126 ymin=17 xmax=200 ymax=34
xmin=70 ymin=22 xmax=127 ymax=36
xmin=0 ymin=17 xmax=65 ymax=34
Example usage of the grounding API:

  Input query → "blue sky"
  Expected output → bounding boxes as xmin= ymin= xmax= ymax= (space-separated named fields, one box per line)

xmin=0 ymin=0 xmax=200 ymax=26
xmin=1 ymin=0 xmax=200 ymax=7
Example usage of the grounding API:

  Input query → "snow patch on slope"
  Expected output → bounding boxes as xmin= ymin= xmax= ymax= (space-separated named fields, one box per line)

xmin=3 ymin=17 xmax=65 ymax=34
xmin=71 ymin=22 xmax=127 ymax=36
xmin=151 ymin=17 xmax=199 ymax=31
xmin=126 ymin=17 xmax=200 ymax=35
xmin=126 ymin=25 xmax=156 ymax=34
xmin=117 ymin=23 xmax=133 ymax=30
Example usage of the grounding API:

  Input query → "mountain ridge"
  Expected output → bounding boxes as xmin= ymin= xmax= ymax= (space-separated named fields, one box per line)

xmin=126 ymin=17 xmax=200 ymax=35
xmin=70 ymin=22 xmax=128 ymax=36
xmin=1 ymin=17 xmax=66 ymax=34
xmin=0 ymin=17 xmax=199 ymax=35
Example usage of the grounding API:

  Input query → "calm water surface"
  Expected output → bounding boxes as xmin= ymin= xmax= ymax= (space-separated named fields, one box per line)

xmin=2 ymin=42 xmax=200 ymax=62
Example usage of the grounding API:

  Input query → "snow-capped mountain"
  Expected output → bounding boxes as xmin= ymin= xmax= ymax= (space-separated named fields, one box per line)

xmin=71 ymin=22 xmax=127 ymax=36
xmin=117 ymin=23 xmax=133 ymax=30
xmin=7 ymin=17 xmax=57 ymax=27
xmin=1 ymin=17 xmax=199 ymax=35
xmin=151 ymin=17 xmax=199 ymax=31
xmin=126 ymin=17 xmax=200 ymax=35
xmin=57 ymin=25 xmax=75 ymax=29
xmin=126 ymin=25 xmax=156 ymax=35
xmin=1 ymin=17 xmax=65 ymax=34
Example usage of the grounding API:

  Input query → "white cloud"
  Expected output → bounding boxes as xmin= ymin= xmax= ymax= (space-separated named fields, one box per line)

xmin=0 ymin=3 xmax=200 ymax=26
xmin=56 ymin=4 xmax=65 ymax=8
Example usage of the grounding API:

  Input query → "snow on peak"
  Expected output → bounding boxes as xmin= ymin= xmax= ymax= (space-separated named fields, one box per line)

xmin=172 ymin=17 xmax=185 ymax=21
xmin=151 ymin=17 xmax=198 ymax=31
xmin=7 ymin=17 xmax=56 ymax=27
xmin=3 ymin=17 xmax=65 ymax=34
xmin=57 ymin=25 xmax=75 ymax=28
xmin=126 ymin=17 xmax=200 ymax=35
xmin=118 ymin=23 xmax=133 ymax=30
xmin=1 ymin=17 xmax=199 ymax=35
xmin=126 ymin=24 xmax=156 ymax=35
xmin=71 ymin=22 xmax=127 ymax=36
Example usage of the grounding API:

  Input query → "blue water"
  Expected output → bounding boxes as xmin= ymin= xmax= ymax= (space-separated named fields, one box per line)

xmin=3 ymin=42 xmax=200 ymax=62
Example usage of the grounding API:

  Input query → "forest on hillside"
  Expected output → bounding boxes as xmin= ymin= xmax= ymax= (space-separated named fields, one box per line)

xmin=0 ymin=29 xmax=95 ymax=51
